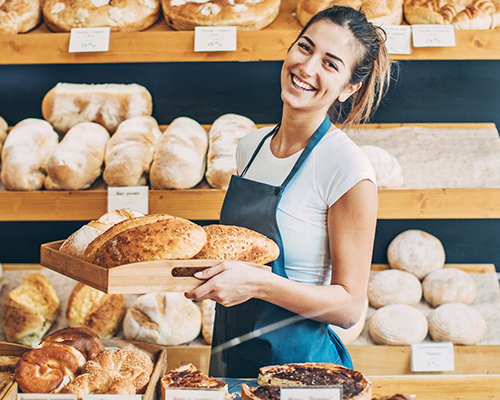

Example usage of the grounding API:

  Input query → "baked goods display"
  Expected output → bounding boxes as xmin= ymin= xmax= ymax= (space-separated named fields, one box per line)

xmin=429 ymin=303 xmax=487 ymax=345
xmin=161 ymin=0 xmax=281 ymax=31
xmin=387 ymin=230 xmax=445 ymax=280
xmin=0 ymin=371 xmax=14 ymax=393
xmin=2 ymin=273 xmax=60 ymax=346
xmin=123 ymin=292 xmax=202 ymax=345
xmin=42 ymin=83 xmax=153 ymax=134
xmin=0 ymin=356 xmax=20 ymax=372
xmin=43 ymin=0 xmax=160 ymax=32
xmin=369 ymin=304 xmax=428 ymax=345
xmin=150 ymin=117 xmax=208 ymax=189
xmin=103 ymin=116 xmax=162 ymax=187
xmin=422 ymin=268 xmax=477 ymax=307
xmin=194 ymin=224 xmax=280 ymax=264
xmin=296 ymin=0 xmax=404 ymax=26
xmin=45 ymin=122 xmax=110 ymax=190
xmin=66 ymin=283 xmax=127 ymax=339
xmin=1 ymin=118 xmax=58 ymax=191
xmin=0 ymin=0 xmax=42 ymax=34
xmin=368 ymin=269 xmax=422 ymax=308
xmin=206 ymin=113 xmax=257 ymax=189
xmin=201 ymin=299 xmax=215 ymax=345
xmin=360 ymin=145 xmax=405 ymax=189
xmin=404 ymin=0 xmax=500 ymax=29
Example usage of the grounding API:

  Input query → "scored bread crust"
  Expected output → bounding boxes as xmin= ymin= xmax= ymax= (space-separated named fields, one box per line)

xmin=84 ymin=214 xmax=207 ymax=267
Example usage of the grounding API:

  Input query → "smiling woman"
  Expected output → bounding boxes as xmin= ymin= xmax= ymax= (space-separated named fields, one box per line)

xmin=184 ymin=6 xmax=394 ymax=378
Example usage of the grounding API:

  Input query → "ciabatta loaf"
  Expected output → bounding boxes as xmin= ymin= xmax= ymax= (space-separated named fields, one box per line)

xmin=84 ymin=214 xmax=207 ymax=267
xmin=42 ymin=83 xmax=153 ymax=134
xmin=103 ymin=116 xmax=162 ymax=187
xmin=150 ymin=117 xmax=208 ymax=189
xmin=0 ymin=0 xmax=42 ymax=34
xmin=1 ymin=118 xmax=58 ymax=190
xmin=206 ymin=114 xmax=257 ymax=189
xmin=43 ymin=0 xmax=160 ymax=32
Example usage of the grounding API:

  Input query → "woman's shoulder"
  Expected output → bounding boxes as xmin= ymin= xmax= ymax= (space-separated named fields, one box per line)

xmin=237 ymin=125 xmax=274 ymax=156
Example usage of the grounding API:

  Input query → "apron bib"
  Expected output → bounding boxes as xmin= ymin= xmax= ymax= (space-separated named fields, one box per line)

xmin=210 ymin=117 xmax=352 ymax=378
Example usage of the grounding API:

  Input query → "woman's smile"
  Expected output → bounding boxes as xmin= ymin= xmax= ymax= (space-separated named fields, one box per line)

xmin=291 ymin=73 xmax=317 ymax=92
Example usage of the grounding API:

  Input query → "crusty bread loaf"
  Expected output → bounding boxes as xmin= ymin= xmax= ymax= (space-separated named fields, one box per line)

xmin=368 ymin=269 xmax=422 ymax=308
xmin=43 ymin=0 xmax=160 ymax=32
xmin=104 ymin=116 xmax=162 ymax=187
xmin=42 ymin=83 xmax=153 ymax=134
xmin=2 ymin=273 xmax=60 ymax=347
xmin=41 ymin=327 xmax=105 ymax=361
xmin=1 ymin=118 xmax=58 ymax=190
xmin=201 ymin=299 xmax=215 ymax=345
xmin=360 ymin=145 xmax=404 ymax=189
xmin=423 ymin=268 xmax=476 ymax=307
xmin=0 ymin=117 xmax=7 ymax=157
xmin=194 ymin=224 xmax=279 ymax=265
xmin=0 ymin=0 xmax=42 ymax=34
xmin=150 ymin=117 xmax=208 ymax=189
xmin=66 ymin=283 xmax=126 ymax=339
xmin=206 ymin=114 xmax=257 ymax=189
xmin=45 ymin=122 xmax=110 ymax=190
xmin=161 ymin=0 xmax=280 ymax=30
xmin=123 ymin=292 xmax=202 ymax=345
xmin=84 ymin=214 xmax=207 ymax=267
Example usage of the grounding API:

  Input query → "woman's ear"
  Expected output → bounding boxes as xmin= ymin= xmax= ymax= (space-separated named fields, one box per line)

xmin=338 ymin=81 xmax=363 ymax=103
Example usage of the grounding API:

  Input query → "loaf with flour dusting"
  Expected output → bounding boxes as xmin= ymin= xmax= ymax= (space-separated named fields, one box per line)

xmin=0 ymin=0 xmax=42 ymax=34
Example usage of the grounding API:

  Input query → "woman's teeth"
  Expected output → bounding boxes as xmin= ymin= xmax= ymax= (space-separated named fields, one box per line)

xmin=292 ymin=75 xmax=316 ymax=91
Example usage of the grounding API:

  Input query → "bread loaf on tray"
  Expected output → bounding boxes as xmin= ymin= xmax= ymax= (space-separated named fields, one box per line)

xmin=0 ymin=0 xmax=42 ymax=34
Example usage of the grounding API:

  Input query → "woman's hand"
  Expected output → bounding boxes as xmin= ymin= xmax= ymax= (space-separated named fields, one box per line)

xmin=184 ymin=262 xmax=269 ymax=307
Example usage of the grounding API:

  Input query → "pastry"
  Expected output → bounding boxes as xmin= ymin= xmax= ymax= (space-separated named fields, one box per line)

xmin=123 ymin=292 xmax=202 ymax=345
xmin=0 ymin=356 xmax=20 ymax=372
xmin=43 ymin=0 xmax=160 ymax=32
xmin=0 ymin=0 xmax=41 ymax=34
xmin=161 ymin=0 xmax=281 ymax=31
xmin=41 ymin=327 xmax=105 ymax=361
xmin=201 ymin=299 xmax=215 ymax=345
xmin=45 ymin=122 xmax=110 ymax=190
xmin=150 ymin=117 xmax=208 ymax=189
xmin=103 ymin=116 xmax=162 ymax=187
xmin=423 ymin=268 xmax=476 ymax=307
xmin=360 ymin=145 xmax=404 ymax=189
xmin=368 ymin=269 xmax=422 ymax=308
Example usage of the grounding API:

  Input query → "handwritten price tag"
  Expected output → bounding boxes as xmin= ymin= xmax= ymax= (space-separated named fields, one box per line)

xmin=194 ymin=27 xmax=237 ymax=52
xmin=411 ymin=342 xmax=455 ymax=372
xmin=383 ymin=25 xmax=412 ymax=55
xmin=17 ymin=395 xmax=78 ymax=400
xmin=164 ymin=388 xmax=225 ymax=400
xmin=281 ymin=387 xmax=342 ymax=400
xmin=107 ymin=186 xmax=149 ymax=215
xmin=412 ymin=25 xmax=456 ymax=47
xmin=69 ymin=27 xmax=111 ymax=53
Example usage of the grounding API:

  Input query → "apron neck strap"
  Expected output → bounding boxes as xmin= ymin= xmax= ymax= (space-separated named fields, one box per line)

xmin=240 ymin=124 xmax=280 ymax=177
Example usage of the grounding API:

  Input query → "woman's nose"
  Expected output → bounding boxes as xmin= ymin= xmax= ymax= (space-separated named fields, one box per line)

xmin=299 ymin=56 xmax=318 ymax=77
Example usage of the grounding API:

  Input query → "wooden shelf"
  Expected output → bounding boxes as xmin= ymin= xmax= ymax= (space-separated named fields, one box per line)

xmin=1 ymin=0 xmax=500 ymax=64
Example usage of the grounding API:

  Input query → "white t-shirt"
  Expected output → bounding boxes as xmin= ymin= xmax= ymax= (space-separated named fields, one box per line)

xmin=236 ymin=125 xmax=376 ymax=286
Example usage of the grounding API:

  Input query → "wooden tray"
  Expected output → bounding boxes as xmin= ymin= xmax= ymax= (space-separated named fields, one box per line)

xmin=40 ymin=240 xmax=271 ymax=294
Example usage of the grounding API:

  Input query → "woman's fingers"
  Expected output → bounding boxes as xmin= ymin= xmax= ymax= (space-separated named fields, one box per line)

xmin=193 ymin=263 xmax=225 ymax=280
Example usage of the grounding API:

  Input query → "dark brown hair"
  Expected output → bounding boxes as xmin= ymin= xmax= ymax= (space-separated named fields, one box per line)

xmin=295 ymin=6 xmax=394 ymax=126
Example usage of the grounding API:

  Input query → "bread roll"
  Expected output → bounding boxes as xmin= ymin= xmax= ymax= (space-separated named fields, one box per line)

xmin=206 ymin=114 xmax=257 ymax=189
xmin=360 ymin=145 xmax=404 ymax=189
xmin=123 ymin=292 xmax=202 ymax=345
xmin=104 ymin=116 xmax=162 ymax=187
xmin=2 ymin=273 xmax=60 ymax=346
xmin=41 ymin=327 xmax=105 ymax=361
xmin=0 ymin=0 xmax=42 ymax=34
xmin=0 ymin=117 xmax=7 ymax=157
xmin=43 ymin=0 xmax=160 ymax=32
xmin=368 ymin=269 xmax=422 ymax=308
xmin=66 ymin=283 xmax=126 ymax=339
xmin=1 ymin=118 xmax=58 ymax=190
xmin=150 ymin=117 xmax=208 ymax=189
xmin=201 ymin=299 xmax=215 ymax=345
xmin=42 ymin=83 xmax=153 ymax=134
xmin=423 ymin=268 xmax=476 ymax=307
xmin=45 ymin=122 xmax=109 ymax=190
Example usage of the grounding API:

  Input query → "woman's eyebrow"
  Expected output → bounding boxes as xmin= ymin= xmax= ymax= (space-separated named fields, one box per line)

xmin=301 ymin=35 xmax=345 ymax=67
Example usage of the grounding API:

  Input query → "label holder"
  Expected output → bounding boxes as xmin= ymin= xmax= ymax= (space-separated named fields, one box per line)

xmin=280 ymin=385 xmax=343 ymax=400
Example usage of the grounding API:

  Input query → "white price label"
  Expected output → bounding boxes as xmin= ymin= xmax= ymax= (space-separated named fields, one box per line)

xmin=82 ymin=396 xmax=142 ymax=400
xmin=194 ymin=26 xmax=237 ymax=52
xmin=18 ymin=395 xmax=77 ymax=400
xmin=383 ymin=25 xmax=412 ymax=55
xmin=107 ymin=186 xmax=148 ymax=215
xmin=412 ymin=25 xmax=456 ymax=47
xmin=281 ymin=387 xmax=341 ymax=400
xmin=164 ymin=388 xmax=225 ymax=400
xmin=69 ymin=27 xmax=111 ymax=53
xmin=411 ymin=342 xmax=455 ymax=372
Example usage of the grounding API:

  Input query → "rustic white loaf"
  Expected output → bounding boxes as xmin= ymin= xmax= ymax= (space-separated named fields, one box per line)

xmin=360 ymin=145 xmax=404 ymax=189
xmin=1 ymin=119 xmax=58 ymax=191
xmin=368 ymin=269 xmax=422 ymax=308
xmin=206 ymin=113 xmax=257 ymax=189
xmin=423 ymin=268 xmax=476 ymax=307
xmin=104 ymin=116 xmax=162 ymax=187
xmin=0 ymin=0 xmax=42 ymax=34
xmin=150 ymin=117 xmax=208 ymax=189
xmin=42 ymin=83 xmax=153 ymax=134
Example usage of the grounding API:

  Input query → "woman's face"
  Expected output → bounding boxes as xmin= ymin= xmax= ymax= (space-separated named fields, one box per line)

xmin=281 ymin=19 xmax=362 ymax=113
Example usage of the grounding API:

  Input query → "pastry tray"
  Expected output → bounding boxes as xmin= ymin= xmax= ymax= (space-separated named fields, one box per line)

xmin=40 ymin=240 xmax=271 ymax=294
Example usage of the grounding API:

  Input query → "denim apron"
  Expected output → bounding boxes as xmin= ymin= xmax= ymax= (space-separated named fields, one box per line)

xmin=209 ymin=116 xmax=353 ymax=378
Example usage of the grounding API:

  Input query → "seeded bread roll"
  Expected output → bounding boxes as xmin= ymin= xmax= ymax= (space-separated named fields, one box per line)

xmin=0 ymin=0 xmax=42 ymax=34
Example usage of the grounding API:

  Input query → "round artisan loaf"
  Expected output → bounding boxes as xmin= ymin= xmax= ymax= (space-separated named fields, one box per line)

xmin=330 ymin=298 xmax=368 ymax=345
xmin=104 ymin=116 xmax=162 ymax=187
xmin=161 ymin=0 xmax=280 ymax=30
xmin=387 ymin=230 xmax=445 ymax=280
xmin=369 ymin=304 xmax=428 ymax=345
xmin=0 ymin=0 xmax=42 ymax=34
xmin=150 ymin=117 xmax=208 ymax=189
xmin=206 ymin=113 xmax=257 ymax=189
xmin=423 ymin=268 xmax=476 ymax=307
xmin=66 ymin=283 xmax=126 ymax=339
xmin=123 ymin=292 xmax=202 ymax=345
xmin=368 ymin=270 xmax=422 ymax=308
xmin=429 ymin=303 xmax=487 ymax=345
xmin=43 ymin=0 xmax=160 ymax=32
xmin=360 ymin=145 xmax=404 ymax=189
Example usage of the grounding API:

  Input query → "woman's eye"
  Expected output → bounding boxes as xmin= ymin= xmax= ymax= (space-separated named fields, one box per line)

xmin=326 ymin=61 xmax=338 ymax=71
xmin=298 ymin=42 xmax=311 ymax=52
